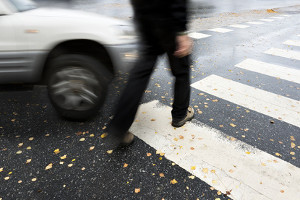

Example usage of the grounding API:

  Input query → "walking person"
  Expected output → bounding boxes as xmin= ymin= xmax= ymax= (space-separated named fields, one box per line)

xmin=107 ymin=0 xmax=194 ymax=146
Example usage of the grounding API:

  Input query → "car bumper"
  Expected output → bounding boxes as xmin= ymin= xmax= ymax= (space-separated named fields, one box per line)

xmin=106 ymin=43 xmax=139 ymax=74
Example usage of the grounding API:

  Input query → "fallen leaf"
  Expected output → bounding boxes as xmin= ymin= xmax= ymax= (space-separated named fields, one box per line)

xmin=211 ymin=170 xmax=216 ymax=173
xmin=90 ymin=134 xmax=95 ymax=137
xmin=81 ymin=167 xmax=86 ymax=171
xmin=123 ymin=163 xmax=128 ymax=168
xmin=135 ymin=188 xmax=140 ymax=193
xmin=107 ymin=150 xmax=113 ymax=154
xmin=18 ymin=180 xmax=22 ymax=183
xmin=230 ymin=123 xmax=236 ymax=127
xmin=170 ymin=179 xmax=178 ymax=184
xmin=190 ymin=147 xmax=195 ymax=150
xmin=179 ymin=135 xmax=184 ymax=139
xmin=79 ymin=138 xmax=85 ymax=142
xmin=290 ymin=152 xmax=295 ymax=155
xmin=146 ymin=153 xmax=152 ymax=156
xmin=60 ymin=155 xmax=67 ymax=160
xmin=0 ymin=168 xmax=3 ymax=172
xmin=101 ymin=133 xmax=108 ymax=138
xmin=27 ymin=146 xmax=32 ymax=150
xmin=174 ymin=138 xmax=178 ymax=141
xmin=54 ymin=149 xmax=60 ymax=154
xmin=188 ymin=175 xmax=195 ymax=179
xmin=32 ymin=178 xmax=37 ymax=182
xmin=229 ymin=169 xmax=234 ymax=173
xmin=245 ymin=152 xmax=251 ymax=155
xmin=89 ymin=146 xmax=95 ymax=151
xmin=275 ymin=153 xmax=282 ymax=157
xmin=217 ymin=191 xmax=222 ymax=195
xmin=68 ymin=164 xmax=73 ymax=167
xmin=29 ymin=137 xmax=34 ymax=141
xmin=151 ymin=119 xmax=156 ymax=121
xmin=4 ymin=177 xmax=10 ymax=180
xmin=212 ymin=180 xmax=217 ymax=184
xmin=290 ymin=136 xmax=295 ymax=141
xmin=191 ymin=166 xmax=196 ymax=170
xmin=202 ymin=168 xmax=208 ymax=173
xmin=291 ymin=142 xmax=296 ymax=148
xmin=159 ymin=173 xmax=165 ymax=177
xmin=45 ymin=163 xmax=53 ymax=170
xmin=26 ymin=159 xmax=32 ymax=164
xmin=16 ymin=150 xmax=22 ymax=154
xmin=18 ymin=143 xmax=23 ymax=147
xmin=76 ymin=131 xmax=83 ymax=136
xmin=261 ymin=163 xmax=266 ymax=166
xmin=280 ymin=190 xmax=284 ymax=193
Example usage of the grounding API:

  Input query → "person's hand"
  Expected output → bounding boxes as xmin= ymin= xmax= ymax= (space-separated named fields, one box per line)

xmin=174 ymin=34 xmax=193 ymax=58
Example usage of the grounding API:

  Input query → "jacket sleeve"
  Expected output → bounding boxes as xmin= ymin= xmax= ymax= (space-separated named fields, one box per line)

xmin=171 ymin=0 xmax=188 ymax=33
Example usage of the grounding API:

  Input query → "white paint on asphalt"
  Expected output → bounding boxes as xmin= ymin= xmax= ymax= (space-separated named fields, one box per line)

xmin=270 ymin=17 xmax=284 ymax=19
xmin=229 ymin=24 xmax=249 ymax=29
xmin=283 ymin=40 xmax=300 ymax=47
xmin=247 ymin=21 xmax=264 ymax=25
xmin=188 ymin=32 xmax=211 ymax=39
xmin=265 ymin=48 xmax=300 ymax=61
xmin=259 ymin=19 xmax=274 ymax=22
xmin=281 ymin=14 xmax=291 ymax=17
xmin=191 ymin=75 xmax=300 ymax=128
xmin=208 ymin=28 xmax=233 ymax=33
xmin=131 ymin=100 xmax=300 ymax=200
xmin=235 ymin=59 xmax=300 ymax=84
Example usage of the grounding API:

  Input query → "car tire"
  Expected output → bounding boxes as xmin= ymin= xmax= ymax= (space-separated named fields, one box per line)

xmin=47 ymin=54 xmax=112 ymax=120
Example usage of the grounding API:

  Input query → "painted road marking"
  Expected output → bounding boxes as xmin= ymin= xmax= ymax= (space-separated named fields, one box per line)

xmin=265 ymin=48 xmax=300 ymax=61
xmin=281 ymin=14 xmax=291 ymax=17
xmin=283 ymin=40 xmax=300 ymax=47
xmin=191 ymin=75 xmax=300 ymax=128
xmin=131 ymin=100 xmax=300 ymax=200
xmin=208 ymin=28 xmax=233 ymax=33
xmin=270 ymin=17 xmax=284 ymax=19
xmin=229 ymin=24 xmax=249 ymax=29
xmin=260 ymin=19 xmax=274 ymax=22
xmin=235 ymin=59 xmax=300 ymax=84
xmin=188 ymin=32 xmax=211 ymax=39
xmin=247 ymin=21 xmax=264 ymax=25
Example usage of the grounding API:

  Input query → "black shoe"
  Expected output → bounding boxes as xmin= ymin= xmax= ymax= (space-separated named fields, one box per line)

xmin=172 ymin=106 xmax=194 ymax=128
xmin=119 ymin=131 xmax=135 ymax=146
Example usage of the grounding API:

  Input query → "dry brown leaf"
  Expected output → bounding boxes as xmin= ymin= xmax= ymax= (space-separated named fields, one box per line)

xmin=179 ymin=135 xmax=184 ymax=139
xmin=151 ymin=119 xmax=156 ymax=121
xmin=135 ymin=188 xmax=140 ymax=193
xmin=146 ymin=153 xmax=152 ymax=157
xmin=159 ymin=173 xmax=165 ymax=177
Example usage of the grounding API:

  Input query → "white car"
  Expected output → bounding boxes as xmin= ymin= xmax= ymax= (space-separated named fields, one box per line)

xmin=0 ymin=0 xmax=138 ymax=120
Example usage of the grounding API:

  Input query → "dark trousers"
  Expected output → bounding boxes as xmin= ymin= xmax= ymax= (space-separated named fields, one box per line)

xmin=107 ymin=19 xmax=191 ymax=139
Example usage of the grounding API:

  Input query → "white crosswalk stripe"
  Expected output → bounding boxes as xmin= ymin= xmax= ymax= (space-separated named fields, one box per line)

xmin=265 ymin=48 xmax=300 ymax=61
xmin=188 ymin=32 xmax=211 ymax=39
xmin=270 ymin=16 xmax=284 ymax=19
xmin=283 ymin=40 xmax=300 ymax=47
xmin=131 ymin=101 xmax=300 ymax=200
xmin=208 ymin=28 xmax=233 ymax=33
xmin=235 ymin=59 xmax=300 ymax=84
xmin=229 ymin=24 xmax=249 ymax=29
xmin=260 ymin=19 xmax=274 ymax=22
xmin=247 ymin=21 xmax=264 ymax=25
xmin=191 ymin=75 xmax=300 ymax=128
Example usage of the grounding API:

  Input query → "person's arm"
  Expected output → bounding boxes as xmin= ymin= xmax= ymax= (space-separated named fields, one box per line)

xmin=171 ymin=0 xmax=193 ymax=58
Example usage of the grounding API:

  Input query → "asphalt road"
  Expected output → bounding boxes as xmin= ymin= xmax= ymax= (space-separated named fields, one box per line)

xmin=1 ymin=1 xmax=300 ymax=200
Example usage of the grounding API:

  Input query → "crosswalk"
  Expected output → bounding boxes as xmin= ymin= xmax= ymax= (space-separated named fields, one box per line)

xmin=133 ymin=14 xmax=300 ymax=200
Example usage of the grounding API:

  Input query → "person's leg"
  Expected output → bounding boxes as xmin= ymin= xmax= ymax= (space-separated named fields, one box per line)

xmin=107 ymin=53 xmax=158 ymax=141
xmin=167 ymin=53 xmax=191 ymax=120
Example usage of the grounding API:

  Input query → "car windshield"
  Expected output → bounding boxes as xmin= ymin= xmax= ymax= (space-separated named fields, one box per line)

xmin=8 ymin=0 xmax=36 ymax=12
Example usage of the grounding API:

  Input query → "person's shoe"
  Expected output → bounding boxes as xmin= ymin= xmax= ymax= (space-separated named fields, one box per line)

xmin=120 ymin=131 xmax=135 ymax=146
xmin=171 ymin=106 xmax=194 ymax=128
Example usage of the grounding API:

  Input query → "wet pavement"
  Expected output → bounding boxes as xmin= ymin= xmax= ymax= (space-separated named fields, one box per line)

xmin=1 ymin=1 xmax=300 ymax=200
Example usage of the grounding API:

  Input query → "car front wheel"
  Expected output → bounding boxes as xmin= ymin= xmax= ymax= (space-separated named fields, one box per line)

xmin=47 ymin=54 xmax=112 ymax=120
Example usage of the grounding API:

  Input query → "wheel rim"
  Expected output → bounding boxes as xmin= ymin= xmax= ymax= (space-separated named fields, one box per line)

xmin=49 ymin=66 xmax=101 ymax=111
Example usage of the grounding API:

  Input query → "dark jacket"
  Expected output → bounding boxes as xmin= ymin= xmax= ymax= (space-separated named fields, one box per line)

xmin=130 ymin=0 xmax=188 ymax=33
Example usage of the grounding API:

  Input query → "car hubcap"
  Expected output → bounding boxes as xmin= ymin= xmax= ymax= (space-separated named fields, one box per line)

xmin=49 ymin=67 xmax=100 ymax=111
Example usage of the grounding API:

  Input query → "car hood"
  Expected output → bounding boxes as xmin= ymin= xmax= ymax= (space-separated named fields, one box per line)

xmin=22 ymin=7 xmax=130 ymax=26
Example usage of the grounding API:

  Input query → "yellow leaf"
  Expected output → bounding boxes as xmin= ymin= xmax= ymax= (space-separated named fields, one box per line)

xmin=68 ymin=164 xmax=73 ymax=168
xmin=72 ymin=159 xmax=75 ymax=162
xmin=135 ymin=188 xmax=140 ymax=193
xmin=4 ymin=176 xmax=10 ymax=180
xmin=261 ymin=163 xmax=266 ymax=166
xmin=290 ymin=136 xmax=295 ymax=141
xmin=32 ymin=178 xmax=37 ymax=182
xmin=101 ymin=133 xmax=108 ymax=138
xmin=275 ymin=153 xmax=282 ymax=157
xmin=212 ymin=180 xmax=217 ymax=184
xmin=245 ymin=152 xmax=251 ymax=154
xmin=89 ymin=146 xmax=95 ymax=151
xmin=146 ymin=153 xmax=152 ymax=157
xmin=0 ymin=168 xmax=3 ymax=172
xmin=188 ymin=175 xmax=195 ymax=179
xmin=16 ymin=150 xmax=22 ymax=154
xmin=170 ymin=179 xmax=178 ymax=184
xmin=81 ymin=167 xmax=86 ymax=171
xmin=45 ymin=163 xmax=53 ymax=170
xmin=79 ymin=138 xmax=85 ymax=142
xmin=90 ymin=134 xmax=95 ymax=137
xmin=29 ymin=137 xmax=34 ymax=141
xmin=27 ymin=146 xmax=32 ymax=150
xmin=211 ymin=170 xmax=216 ymax=173
xmin=54 ymin=149 xmax=60 ymax=154
xmin=18 ymin=143 xmax=23 ymax=147
xmin=159 ymin=173 xmax=165 ymax=177
xmin=123 ymin=163 xmax=128 ymax=168
xmin=26 ymin=159 xmax=32 ymax=164
xmin=191 ymin=166 xmax=196 ymax=170
xmin=107 ymin=150 xmax=113 ymax=154
xmin=174 ymin=138 xmax=178 ymax=141
xmin=60 ymin=155 xmax=67 ymax=160
xmin=291 ymin=142 xmax=296 ymax=148
xmin=230 ymin=123 xmax=236 ymax=127
xmin=217 ymin=191 xmax=222 ymax=195
xmin=202 ymin=168 xmax=208 ymax=173
xmin=290 ymin=152 xmax=295 ymax=155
